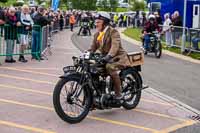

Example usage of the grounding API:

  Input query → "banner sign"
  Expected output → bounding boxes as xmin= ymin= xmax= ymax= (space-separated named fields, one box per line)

xmin=51 ymin=0 xmax=60 ymax=11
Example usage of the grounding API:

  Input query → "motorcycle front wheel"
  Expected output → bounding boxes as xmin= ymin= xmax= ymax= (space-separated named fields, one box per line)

xmin=53 ymin=75 xmax=92 ymax=124
xmin=155 ymin=41 xmax=162 ymax=58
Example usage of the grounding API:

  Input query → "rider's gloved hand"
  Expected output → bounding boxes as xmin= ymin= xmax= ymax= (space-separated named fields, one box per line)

xmin=101 ymin=55 xmax=113 ymax=64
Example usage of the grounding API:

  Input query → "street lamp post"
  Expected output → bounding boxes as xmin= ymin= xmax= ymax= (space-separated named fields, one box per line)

xmin=181 ymin=0 xmax=187 ymax=53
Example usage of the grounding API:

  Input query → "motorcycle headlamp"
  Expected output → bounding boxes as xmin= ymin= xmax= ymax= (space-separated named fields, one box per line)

xmin=72 ymin=56 xmax=79 ymax=66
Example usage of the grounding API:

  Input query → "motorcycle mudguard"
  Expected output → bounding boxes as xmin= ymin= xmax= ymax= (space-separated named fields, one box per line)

xmin=59 ymin=72 xmax=84 ymax=79
xmin=120 ymin=67 xmax=143 ymax=85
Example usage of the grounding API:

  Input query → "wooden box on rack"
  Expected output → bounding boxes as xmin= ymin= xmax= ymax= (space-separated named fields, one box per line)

xmin=128 ymin=52 xmax=144 ymax=67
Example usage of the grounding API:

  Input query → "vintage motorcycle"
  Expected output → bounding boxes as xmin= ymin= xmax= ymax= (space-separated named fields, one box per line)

xmin=53 ymin=52 xmax=146 ymax=124
xmin=78 ymin=22 xmax=91 ymax=36
xmin=142 ymin=31 xmax=162 ymax=58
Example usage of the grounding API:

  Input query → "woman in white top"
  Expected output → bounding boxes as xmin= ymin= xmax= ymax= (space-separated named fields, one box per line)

xmin=163 ymin=13 xmax=172 ymax=47
xmin=19 ymin=5 xmax=34 ymax=62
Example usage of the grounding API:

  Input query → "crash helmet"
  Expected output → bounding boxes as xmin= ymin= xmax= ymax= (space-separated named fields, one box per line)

xmin=95 ymin=11 xmax=111 ymax=25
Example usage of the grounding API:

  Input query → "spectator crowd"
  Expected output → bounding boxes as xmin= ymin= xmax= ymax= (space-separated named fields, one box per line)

xmin=0 ymin=5 xmax=97 ymax=64
xmin=111 ymin=10 xmax=199 ymax=51
xmin=0 ymin=5 xmax=199 ymax=65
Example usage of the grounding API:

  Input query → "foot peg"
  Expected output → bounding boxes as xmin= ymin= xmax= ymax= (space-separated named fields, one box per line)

xmin=142 ymin=84 xmax=149 ymax=90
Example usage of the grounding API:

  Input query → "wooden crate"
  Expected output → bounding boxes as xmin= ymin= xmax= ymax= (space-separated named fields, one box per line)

xmin=128 ymin=52 xmax=144 ymax=67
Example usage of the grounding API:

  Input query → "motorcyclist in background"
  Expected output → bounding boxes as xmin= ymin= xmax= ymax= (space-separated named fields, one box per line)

xmin=77 ymin=13 xmax=91 ymax=36
xmin=88 ymin=12 xmax=131 ymax=101
xmin=142 ymin=14 xmax=161 ymax=52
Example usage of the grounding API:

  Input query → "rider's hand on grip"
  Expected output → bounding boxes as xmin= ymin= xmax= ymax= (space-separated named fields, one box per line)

xmin=100 ymin=55 xmax=112 ymax=64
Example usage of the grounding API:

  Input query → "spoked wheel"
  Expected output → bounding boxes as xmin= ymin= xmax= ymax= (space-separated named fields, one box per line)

xmin=53 ymin=75 xmax=92 ymax=124
xmin=121 ymin=70 xmax=142 ymax=110
xmin=155 ymin=41 xmax=162 ymax=58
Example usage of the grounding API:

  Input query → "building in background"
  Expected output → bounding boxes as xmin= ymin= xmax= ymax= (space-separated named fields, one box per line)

xmin=96 ymin=0 xmax=130 ymax=8
xmin=29 ymin=0 xmax=37 ymax=7
xmin=147 ymin=0 xmax=200 ymax=28
xmin=119 ymin=0 xmax=130 ymax=8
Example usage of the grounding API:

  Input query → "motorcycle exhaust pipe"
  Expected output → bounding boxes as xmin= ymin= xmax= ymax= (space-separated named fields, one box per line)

xmin=142 ymin=84 xmax=149 ymax=90
xmin=124 ymin=84 xmax=149 ymax=97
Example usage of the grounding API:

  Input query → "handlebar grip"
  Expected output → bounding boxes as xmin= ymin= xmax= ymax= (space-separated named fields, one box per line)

xmin=88 ymin=60 xmax=96 ymax=64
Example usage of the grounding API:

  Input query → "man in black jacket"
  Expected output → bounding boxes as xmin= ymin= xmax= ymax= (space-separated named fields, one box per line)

xmin=0 ymin=8 xmax=5 ymax=37
xmin=172 ymin=11 xmax=183 ymax=46
xmin=31 ymin=7 xmax=50 ymax=60
xmin=0 ymin=8 xmax=5 ymax=25
xmin=4 ymin=7 xmax=21 ymax=63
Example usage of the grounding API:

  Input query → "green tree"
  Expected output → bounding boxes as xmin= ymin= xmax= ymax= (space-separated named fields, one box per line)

xmin=98 ymin=0 xmax=109 ymax=11
xmin=130 ymin=0 xmax=145 ymax=11
xmin=98 ymin=0 xmax=118 ymax=12
xmin=0 ymin=0 xmax=8 ymax=3
xmin=109 ymin=0 xmax=118 ymax=12
xmin=82 ymin=0 xmax=97 ymax=10
xmin=35 ymin=0 xmax=44 ymax=5
xmin=63 ymin=0 xmax=97 ymax=10
xmin=60 ymin=0 xmax=69 ymax=9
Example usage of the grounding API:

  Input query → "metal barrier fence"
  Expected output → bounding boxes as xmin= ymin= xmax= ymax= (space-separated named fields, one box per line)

xmin=160 ymin=25 xmax=187 ymax=47
xmin=52 ymin=20 xmax=60 ymax=33
xmin=41 ymin=25 xmax=53 ymax=59
xmin=159 ymin=25 xmax=200 ymax=52
xmin=0 ymin=24 xmax=53 ymax=62
xmin=0 ymin=25 xmax=41 ymax=59
xmin=188 ymin=28 xmax=200 ymax=52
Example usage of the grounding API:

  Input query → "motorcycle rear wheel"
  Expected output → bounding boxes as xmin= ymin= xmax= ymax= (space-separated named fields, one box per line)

xmin=122 ymin=70 xmax=142 ymax=110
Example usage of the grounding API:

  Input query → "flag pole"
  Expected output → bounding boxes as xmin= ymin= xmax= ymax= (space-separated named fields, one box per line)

xmin=181 ymin=0 xmax=187 ymax=53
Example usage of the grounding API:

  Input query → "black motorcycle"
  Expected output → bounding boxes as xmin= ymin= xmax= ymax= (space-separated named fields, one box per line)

xmin=142 ymin=31 xmax=162 ymax=58
xmin=77 ymin=22 xmax=91 ymax=36
xmin=53 ymin=52 xmax=145 ymax=124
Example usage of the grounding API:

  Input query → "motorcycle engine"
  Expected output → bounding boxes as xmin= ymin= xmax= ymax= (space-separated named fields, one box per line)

xmin=93 ymin=77 xmax=111 ymax=109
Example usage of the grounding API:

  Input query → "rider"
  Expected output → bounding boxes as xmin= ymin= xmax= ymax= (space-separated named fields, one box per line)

xmin=77 ymin=13 xmax=91 ymax=36
xmin=143 ymin=14 xmax=161 ymax=52
xmin=88 ymin=12 xmax=131 ymax=101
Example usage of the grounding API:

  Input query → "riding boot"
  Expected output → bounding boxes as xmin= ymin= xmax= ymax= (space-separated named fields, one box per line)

xmin=111 ymin=73 xmax=122 ymax=97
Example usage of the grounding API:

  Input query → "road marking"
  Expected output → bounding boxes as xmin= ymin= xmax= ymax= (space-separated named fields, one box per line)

xmin=0 ymin=98 xmax=159 ymax=132
xmin=0 ymin=98 xmax=193 ymax=132
xmin=0 ymin=84 xmax=172 ymax=109
xmin=56 ymin=47 xmax=79 ymax=50
xmin=0 ymin=67 xmax=59 ymax=77
xmin=141 ymin=98 xmax=173 ymax=106
xmin=0 ymin=68 xmax=172 ymax=107
xmin=0 ymin=68 xmax=175 ymax=107
xmin=11 ymin=67 xmax=60 ymax=71
xmin=0 ymin=84 xmax=187 ymax=122
xmin=87 ymin=116 xmax=159 ymax=132
xmin=0 ymin=99 xmax=54 ymax=111
xmin=0 ymin=120 xmax=55 ymax=133
xmin=0 ymin=84 xmax=52 ymax=96
xmin=0 ymin=74 xmax=55 ymax=85
xmin=63 ymin=53 xmax=80 ymax=55
xmin=158 ymin=120 xmax=197 ymax=133
xmin=134 ymin=109 xmax=186 ymax=122
xmin=0 ymin=84 xmax=174 ymax=108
